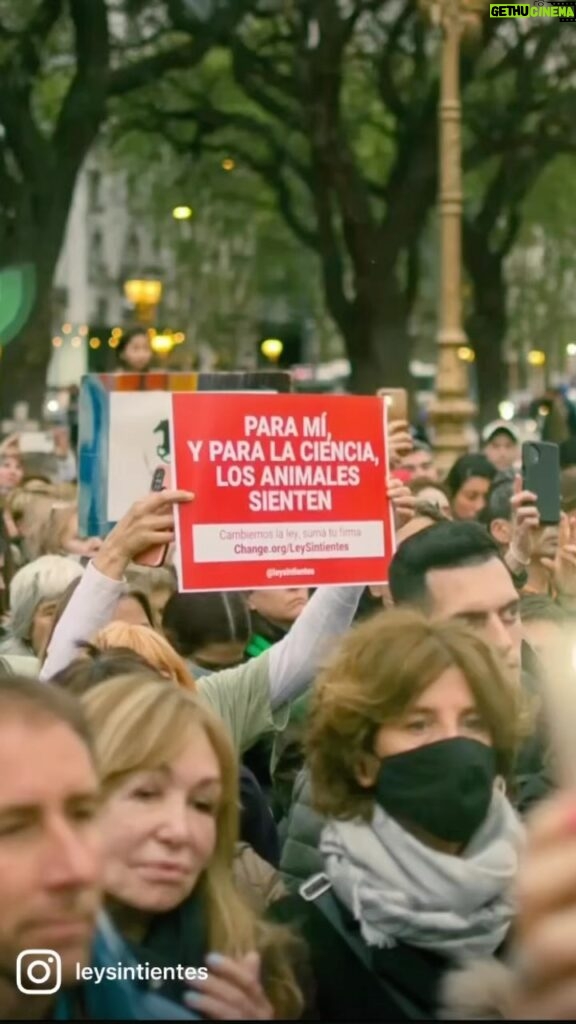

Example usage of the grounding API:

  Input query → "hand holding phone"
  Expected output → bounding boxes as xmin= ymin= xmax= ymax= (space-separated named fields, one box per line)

xmin=521 ymin=441 xmax=560 ymax=526
xmin=133 ymin=467 xmax=171 ymax=568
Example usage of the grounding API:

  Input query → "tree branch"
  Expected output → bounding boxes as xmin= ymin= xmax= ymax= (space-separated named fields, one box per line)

xmin=226 ymin=146 xmax=318 ymax=249
xmin=230 ymin=38 xmax=300 ymax=129
xmin=404 ymin=240 xmax=420 ymax=313
xmin=28 ymin=0 xmax=65 ymax=39
xmin=53 ymin=0 xmax=109 ymax=163
xmin=109 ymin=0 xmax=250 ymax=97
xmin=0 ymin=88 xmax=51 ymax=187
xmin=108 ymin=40 xmax=206 ymax=95
xmin=377 ymin=2 xmax=416 ymax=119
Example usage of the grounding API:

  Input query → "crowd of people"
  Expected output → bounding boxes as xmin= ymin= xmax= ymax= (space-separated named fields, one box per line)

xmin=2 ymin=378 xmax=576 ymax=1019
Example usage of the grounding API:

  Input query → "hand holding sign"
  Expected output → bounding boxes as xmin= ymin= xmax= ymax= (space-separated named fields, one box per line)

xmin=93 ymin=488 xmax=194 ymax=580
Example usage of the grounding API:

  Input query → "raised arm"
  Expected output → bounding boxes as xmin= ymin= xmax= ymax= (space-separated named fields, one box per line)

xmin=267 ymin=585 xmax=364 ymax=708
xmin=40 ymin=490 xmax=193 ymax=680
xmin=265 ymin=477 xmax=416 ymax=706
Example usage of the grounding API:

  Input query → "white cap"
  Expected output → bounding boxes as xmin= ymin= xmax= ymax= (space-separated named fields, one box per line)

xmin=482 ymin=420 xmax=520 ymax=445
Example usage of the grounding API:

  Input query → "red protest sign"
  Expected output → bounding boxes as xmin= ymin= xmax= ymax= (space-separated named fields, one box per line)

xmin=171 ymin=392 xmax=394 ymax=590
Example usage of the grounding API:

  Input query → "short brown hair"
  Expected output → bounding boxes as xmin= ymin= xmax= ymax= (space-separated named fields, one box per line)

xmin=410 ymin=478 xmax=450 ymax=500
xmin=0 ymin=673 xmax=94 ymax=755
xmin=307 ymin=608 xmax=528 ymax=821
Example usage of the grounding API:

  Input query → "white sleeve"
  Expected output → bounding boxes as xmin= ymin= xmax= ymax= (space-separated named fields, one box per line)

xmin=40 ymin=562 xmax=125 ymax=681
xmin=267 ymin=585 xmax=363 ymax=708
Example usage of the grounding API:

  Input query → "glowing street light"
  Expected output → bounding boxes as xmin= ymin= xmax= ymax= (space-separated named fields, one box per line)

xmin=457 ymin=346 xmax=475 ymax=363
xmin=172 ymin=205 xmax=193 ymax=220
xmin=151 ymin=333 xmax=175 ymax=356
xmin=260 ymin=337 xmax=284 ymax=362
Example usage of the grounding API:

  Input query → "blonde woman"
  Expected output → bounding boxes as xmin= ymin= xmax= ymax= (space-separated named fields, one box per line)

xmin=82 ymin=674 xmax=303 ymax=1019
xmin=35 ymin=503 xmax=102 ymax=560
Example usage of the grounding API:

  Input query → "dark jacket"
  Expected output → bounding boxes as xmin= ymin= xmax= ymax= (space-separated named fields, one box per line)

xmin=243 ymin=613 xmax=286 ymax=797
xmin=124 ymin=877 xmax=304 ymax=1015
xmin=240 ymin=765 xmax=280 ymax=867
xmin=126 ymin=888 xmax=208 ymax=1007
xmin=280 ymin=771 xmax=323 ymax=891
xmin=270 ymin=884 xmax=455 ymax=1020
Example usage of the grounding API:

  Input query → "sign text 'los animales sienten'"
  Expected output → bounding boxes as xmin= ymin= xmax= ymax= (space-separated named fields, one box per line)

xmin=170 ymin=392 xmax=394 ymax=590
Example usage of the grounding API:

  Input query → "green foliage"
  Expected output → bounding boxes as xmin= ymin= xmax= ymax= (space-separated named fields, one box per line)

xmin=506 ymin=157 xmax=576 ymax=369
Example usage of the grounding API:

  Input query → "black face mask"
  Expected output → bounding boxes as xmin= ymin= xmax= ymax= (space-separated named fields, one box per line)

xmin=374 ymin=737 xmax=497 ymax=845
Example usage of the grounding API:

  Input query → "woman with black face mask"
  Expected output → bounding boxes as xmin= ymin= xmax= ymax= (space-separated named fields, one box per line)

xmin=271 ymin=608 xmax=529 ymax=1020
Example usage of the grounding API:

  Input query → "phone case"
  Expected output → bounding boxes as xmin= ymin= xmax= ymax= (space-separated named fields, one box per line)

xmin=377 ymin=389 xmax=408 ymax=423
xmin=133 ymin=466 xmax=170 ymax=567
xmin=522 ymin=442 xmax=560 ymax=525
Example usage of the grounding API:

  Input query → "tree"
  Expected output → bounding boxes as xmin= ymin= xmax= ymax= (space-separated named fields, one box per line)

xmin=120 ymin=0 xmax=459 ymax=392
xmin=505 ymin=157 xmax=576 ymax=384
xmin=123 ymin=2 xmax=576 ymax=412
xmin=462 ymin=20 xmax=576 ymax=419
xmin=0 ymin=0 xmax=250 ymax=416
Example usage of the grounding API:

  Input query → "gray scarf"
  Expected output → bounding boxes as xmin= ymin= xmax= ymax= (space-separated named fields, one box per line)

xmin=320 ymin=790 xmax=524 ymax=961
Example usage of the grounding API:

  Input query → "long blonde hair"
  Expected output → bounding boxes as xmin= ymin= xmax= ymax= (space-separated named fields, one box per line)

xmin=82 ymin=674 xmax=302 ymax=1017
xmin=92 ymin=621 xmax=196 ymax=691
xmin=36 ymin=503 xmax=77 ymax=556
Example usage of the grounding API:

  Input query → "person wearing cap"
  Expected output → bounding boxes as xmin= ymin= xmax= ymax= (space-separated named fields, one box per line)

xmin=482 ymin=421 xmax=520 ymax=473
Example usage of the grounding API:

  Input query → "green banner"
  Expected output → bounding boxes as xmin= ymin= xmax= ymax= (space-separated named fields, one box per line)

xmin=0 ymin=264 xmax=36 ymax=348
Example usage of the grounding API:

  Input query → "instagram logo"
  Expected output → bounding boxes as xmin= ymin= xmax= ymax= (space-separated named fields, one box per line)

xmin=16 ymin=949 xmax=62 ymax=995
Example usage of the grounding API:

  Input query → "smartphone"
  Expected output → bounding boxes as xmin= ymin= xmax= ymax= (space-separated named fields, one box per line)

xmin=522 ymin=441 xmax=560 ymax=525
xmin=377 ymin=388 xmax=408 ymax=423
xmin=133 ymin=466 xmax=169 ymax=568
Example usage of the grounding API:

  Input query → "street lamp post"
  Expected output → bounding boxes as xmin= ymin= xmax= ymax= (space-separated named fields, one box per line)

xmin=425 ymin=0 xmax=479 ymax=474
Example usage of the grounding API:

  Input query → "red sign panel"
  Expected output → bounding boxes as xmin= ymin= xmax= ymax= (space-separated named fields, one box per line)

xmin=171 ymin=392 xmax=394 ymax=590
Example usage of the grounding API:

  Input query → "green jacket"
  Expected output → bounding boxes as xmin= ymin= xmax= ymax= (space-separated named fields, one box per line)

xmin=279 ymin=769 xmax=325 ymax=891
xmin=245 ymin=632 xmax=274 ymax=659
